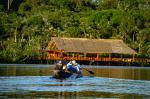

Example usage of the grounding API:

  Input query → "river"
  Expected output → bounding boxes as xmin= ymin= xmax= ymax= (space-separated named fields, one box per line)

xmin=0 ymin=64 xmax=150 ymax=98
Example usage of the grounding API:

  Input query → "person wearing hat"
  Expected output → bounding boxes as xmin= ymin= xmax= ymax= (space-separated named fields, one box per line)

xmin=55 ymin=60 xmax=67 ymax=70
xmin=53 ymin=58 xmax=68 ymax=78
xmin=67 ymin=60 xmax=82 ymax=74
xmin=54 ymin=53 xmax=67 ymax=71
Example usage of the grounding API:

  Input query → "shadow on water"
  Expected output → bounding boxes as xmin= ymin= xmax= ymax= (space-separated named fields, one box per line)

xmin=0 ymin=64 xmax=150 ymax=98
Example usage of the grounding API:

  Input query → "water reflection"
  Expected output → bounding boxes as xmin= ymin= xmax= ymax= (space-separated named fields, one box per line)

xmin=0 ymin=64 xmax=51 ymax=76
xmin=0 ymin=64 xmax=150 ymax=98
xmin=75 ymin=66 xmax=150 ymax=80
xmin=0 ymin=76 xmax=150 ymax=98
xmin=0 ymin=64 xmax=150 ymax=80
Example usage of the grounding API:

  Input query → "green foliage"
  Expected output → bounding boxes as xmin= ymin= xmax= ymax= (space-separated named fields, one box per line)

xmin=0 ymin=4 xmax=3 ymax=10
xmin=22 ymin=36 xmax=41 ymax=58
xmin=0 ymin=0 xmax=150 ymax=62
xmin=0 ymin=39 xmax=22 ymax=62
xmin=97 ymin=0 xmax=118 ymax=10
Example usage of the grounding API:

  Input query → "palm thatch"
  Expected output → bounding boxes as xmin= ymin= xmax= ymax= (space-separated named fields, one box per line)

xmin=46 ymin=37 xmax=137 ymax=54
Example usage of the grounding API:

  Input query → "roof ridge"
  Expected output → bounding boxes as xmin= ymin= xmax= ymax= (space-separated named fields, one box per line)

xmin=51 ymin=37 xmax=122 ymax=41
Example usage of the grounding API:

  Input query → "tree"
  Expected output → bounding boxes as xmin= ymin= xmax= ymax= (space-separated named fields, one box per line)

xmin=1 ymin=0 xmax=150 ymax=63
xmin=136 ymin=28 xmax=150 ymax=56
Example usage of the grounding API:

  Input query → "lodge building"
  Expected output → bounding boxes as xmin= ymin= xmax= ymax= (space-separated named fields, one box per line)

xmin=42 ymin=37 xmax=143 ymax=65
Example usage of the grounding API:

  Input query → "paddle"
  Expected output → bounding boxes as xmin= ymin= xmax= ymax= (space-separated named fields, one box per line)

xmin=82 ymin=60 xmax=95 ymax=75
xmin=83 ymin=67 xmax=94 ymax=74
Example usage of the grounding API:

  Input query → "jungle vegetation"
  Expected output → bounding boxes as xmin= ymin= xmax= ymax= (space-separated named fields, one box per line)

xmin=0 ymin=0 xmax=150 ymax=62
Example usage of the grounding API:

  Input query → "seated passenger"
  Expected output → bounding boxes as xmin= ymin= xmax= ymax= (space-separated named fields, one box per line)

xmin=67 ymin=60 xmax=82 ymax=74
xmin=55 ymin=60 xmax=67 ymax=70
xmin=53 ymin=60 xmax=67 ymax=77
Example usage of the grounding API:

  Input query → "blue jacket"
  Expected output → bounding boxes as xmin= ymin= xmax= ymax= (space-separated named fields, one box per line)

xmin=67 ymin=63 xmax=81 ymax=73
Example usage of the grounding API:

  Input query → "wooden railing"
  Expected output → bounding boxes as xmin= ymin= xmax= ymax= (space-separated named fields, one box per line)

xmin=42 ymin=55 xmax=150 ymax=63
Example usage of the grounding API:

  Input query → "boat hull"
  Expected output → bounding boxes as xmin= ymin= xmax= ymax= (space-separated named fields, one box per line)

xmin=52 ymin=70 xmax=82 ymax=79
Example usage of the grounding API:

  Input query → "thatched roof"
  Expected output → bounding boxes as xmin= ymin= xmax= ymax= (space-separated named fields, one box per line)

xmin=46 ymin=37 xmax=137 ymax=54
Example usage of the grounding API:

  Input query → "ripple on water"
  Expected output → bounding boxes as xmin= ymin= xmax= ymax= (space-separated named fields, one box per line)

xmin=0 ymin=76 xmax=150 ymax=96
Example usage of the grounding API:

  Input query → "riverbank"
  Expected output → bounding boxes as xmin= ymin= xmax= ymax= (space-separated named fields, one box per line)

xmin=0 ymin=56 xmax=150 ymax=67
xmin=1 ymin=64 xmax=150 ymax=69
xmin=0 ymin=59 xmax=150 ymax=67
xmin=0 ymin=62 xmax=150 ymax=68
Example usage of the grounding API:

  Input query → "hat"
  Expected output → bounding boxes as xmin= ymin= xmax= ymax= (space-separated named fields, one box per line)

xmin=56 ymin=60 xmax=62 ymax=66
xmin=58 ymin=60 xmax=62 ymax=64
xmin=71 ymin=60 xmax=77 ymax=65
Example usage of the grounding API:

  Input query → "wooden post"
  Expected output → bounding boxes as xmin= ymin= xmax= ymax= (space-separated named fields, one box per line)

xmin=66 ymin=53 xmax=68 ymax=60
xmin=99 ymin=53 xmax=102 ymax=61
xmin=72 ymin=53 xmax=74 ymax=57
xmin=84 ymin=53 xmax=87 ymax=60
xmin=108 ymin=53 xmax=111 ymax=66
xmin=109 ymin=53 xmax=111 ymax=60
xmin=132 ymin=54 xmax=135 ymax=62
xmin=121 ymin=54 xmax=123 ymax=66
xmin=96 ymin=53 xmax=99 ymax=60
xmin=121 ymin=54 xmax=123 ymax=61
xmin=54 ymin=51 xmax=56 ymax=59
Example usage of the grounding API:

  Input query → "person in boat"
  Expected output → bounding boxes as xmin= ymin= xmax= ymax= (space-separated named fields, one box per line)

xmin=55 ymin=60 xmax=67 ymax=70
xmin=53 ymin=59 xmax=68 ymax=78
xmin=52 ymin=52 xmax=70 ymax=78
xmin=66 ymin=60 xmax=82 ymax=77
xmin=54 ymin=53 xmax=67 ymax=72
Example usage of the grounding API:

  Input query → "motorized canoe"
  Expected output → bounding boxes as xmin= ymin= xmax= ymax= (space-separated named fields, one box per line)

xmin=52 ymin=70 xmax=82 ymax=79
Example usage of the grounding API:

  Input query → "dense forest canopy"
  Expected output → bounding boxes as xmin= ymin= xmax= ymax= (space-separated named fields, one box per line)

xmin=0 ymin=0 xmax=150 ymax=62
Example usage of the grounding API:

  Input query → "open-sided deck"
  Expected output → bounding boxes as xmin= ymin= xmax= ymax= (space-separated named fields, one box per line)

xmin=42 ymin=52 xmax=150 ymax=63
xmin=42 ymin=37 xmax=149 ymax=65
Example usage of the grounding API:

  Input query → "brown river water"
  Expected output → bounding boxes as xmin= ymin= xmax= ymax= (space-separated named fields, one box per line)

xmin=0 ymin=64 xmax=150 ymax=98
